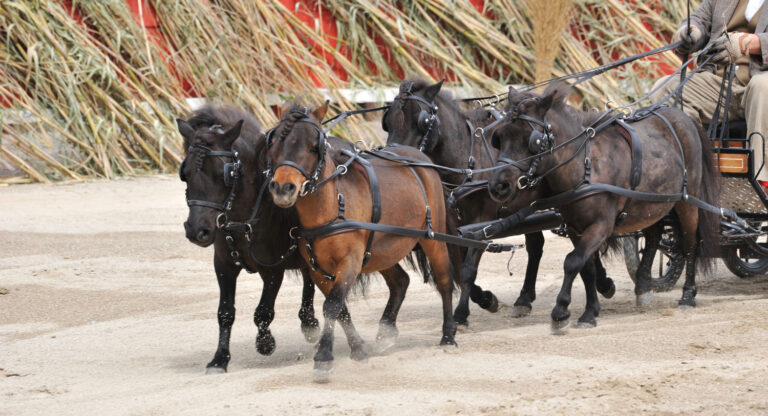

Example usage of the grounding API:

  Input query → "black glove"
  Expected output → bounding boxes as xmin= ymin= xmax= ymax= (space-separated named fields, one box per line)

xmin=672 ymin=25 xmax=705 ymax=56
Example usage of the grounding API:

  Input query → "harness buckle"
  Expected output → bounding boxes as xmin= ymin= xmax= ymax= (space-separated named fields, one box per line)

xmin=482 ymin=224 xmax=494 ymax=239
xmin=216 ymin=213 xmax=228 ymax=229
xmin=299 ymin=180 xmax=310 ymax=197
xmin=517 ymin=175 xmax=530 ymax=190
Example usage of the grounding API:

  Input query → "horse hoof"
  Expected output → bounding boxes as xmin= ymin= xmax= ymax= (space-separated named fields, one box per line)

xmin=600 ymin=282 xmax=616 ymax=299
xmin=374 ymin=336 xmax=397 ymax=354
xmin=678 ymin=300 xmax=696 ymax=310
xmin=636 ymin=292 xmax=654 ymax=308
xmin=485 ymin=294 xmax=500 ymax=313
xmin=256 ymin=332 xmax=276 ymax=356
xmin=301 ymin=323 xmax=321 ymax=344
xmin=205 ymin=366 xmax=226 ymax=375
xmin=313 ymin=361 xmax=334 ymax=383
xmin=574 ymin=319 xmax=597 ymax=329
xmin=350 ymin=345 xmax=369 ymax=362
xmin=550 ymin=319 xmax=570 ymax=335
xmin=511 ymin=305 xmax=532 ymax=318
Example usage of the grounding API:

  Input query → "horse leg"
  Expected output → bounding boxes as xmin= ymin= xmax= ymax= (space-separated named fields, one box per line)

xmin=634 ymin=224 xmax=661 ymax=307
xmin=376 ymin=265 xmax=410 ymax=353
xmin=207 ymin=257 xmax=240 ymax=374
xmin=512 ymin=231 xmax=544 ymax=317
xmin=452 ymin=246 xmax=473 ymax=326
xmin=467 ymin=250 xmax=499 ymax=312
xmin=575 ymin=256 xmax=600 ymax=327
xmin=420 ymin=239 xmax=457 ymax=346
xmin=313 ymin=257 xmax=360 ymax=381
xmin=298 ymin=267 xmax=320 ymax=343
xmin=593 ymin=254 xmax=616 ymax=299
xmin=338 ymin=303 xmax=369 ymax=361
xmin=252 ymin=268 xmax=284 ymax=356
xmin=551 ymin=221 xmax=612 ymax=334
xmin=675 ymin=205 xmax=700 ymax=308
xmin=454 ymin=247 xmax=497 ymax=326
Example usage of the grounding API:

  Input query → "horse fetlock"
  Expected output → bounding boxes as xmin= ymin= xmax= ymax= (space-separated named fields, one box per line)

xmin=256 ymin=331 xmax=276 ymax=356
xmin=349 ymin=343 xmax=369 ymax=362
xmin=597 ymin=278 xmax=616 ymax=299
xmin=253 ymin=307 xmax=275 ymax=326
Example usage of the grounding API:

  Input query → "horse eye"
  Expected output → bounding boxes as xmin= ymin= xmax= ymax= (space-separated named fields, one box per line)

xmin=310 ymin=145 xmax=319 ymax=153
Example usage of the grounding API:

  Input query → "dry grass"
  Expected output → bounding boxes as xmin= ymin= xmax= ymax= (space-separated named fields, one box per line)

xmin=0 ymin=0 xmax=699 ymax=183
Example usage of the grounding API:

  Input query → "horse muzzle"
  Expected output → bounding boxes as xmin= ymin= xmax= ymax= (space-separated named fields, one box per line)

xmin=269 ymin=180 xmax=299 ymax=208
xmin=184 ymin=220 xmax=215 ymax=247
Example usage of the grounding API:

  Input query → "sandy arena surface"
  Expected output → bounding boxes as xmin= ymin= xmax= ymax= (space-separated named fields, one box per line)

xmin=1 ymin=175 xmax=768 ymax=415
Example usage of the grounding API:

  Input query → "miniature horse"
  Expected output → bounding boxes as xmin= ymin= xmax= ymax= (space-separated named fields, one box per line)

xmin=383 ymin=79 xmax=616 ymax=321
xmin=488 ymin=83 xmax=719 ymax=331
xmin=178 ymin=105 xmax=321 ymax=373
xmin=267 ymin=103 xmax=457 ymax=380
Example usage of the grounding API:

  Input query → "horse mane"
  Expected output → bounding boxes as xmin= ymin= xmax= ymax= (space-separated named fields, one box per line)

xmin=186 ymin=104 xmax=263 ymax=149
xmin=504 ymin=83 xmax=604 ymax=126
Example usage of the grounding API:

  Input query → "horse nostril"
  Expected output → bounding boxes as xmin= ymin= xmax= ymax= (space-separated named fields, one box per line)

xmin=269 ymin=180 xmax=280 ymax=193
xmin=196 ymin=229 xmax=210 ymax=242
xmin=283 ymin=182 xmax=296 ymax=194
xmin=494 ymin=181 xmax=510 ymax=195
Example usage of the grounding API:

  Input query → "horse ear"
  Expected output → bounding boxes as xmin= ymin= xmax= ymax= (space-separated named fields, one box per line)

xmin=177 ymin=118 xmax=194 ymax=146
xmin=540 ymin=82 xmax=571 ymax=110
xmin=423 ymin=79 xmax=445 ymax=102
xmin=277 ymin=103 xmax=292 ymax=120
xmin=310 ymin=100 xmax=330 ymax=123
xmin=222 ymin=120 xmax=243 ymax=147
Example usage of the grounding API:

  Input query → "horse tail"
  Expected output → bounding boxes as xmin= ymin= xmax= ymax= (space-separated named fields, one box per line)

xmin=694 ymin=121 xmax=720 ymax=274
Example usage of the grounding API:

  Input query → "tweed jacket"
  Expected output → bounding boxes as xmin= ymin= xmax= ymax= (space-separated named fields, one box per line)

xmin=685 ymin=0 xmax=768 ymax=76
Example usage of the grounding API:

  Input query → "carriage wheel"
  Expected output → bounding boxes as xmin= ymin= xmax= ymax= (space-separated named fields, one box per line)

xmin=723 ymin=221 xmax=768 ymax=278
xmin=621 ymin=222 xmax=686 ymax=292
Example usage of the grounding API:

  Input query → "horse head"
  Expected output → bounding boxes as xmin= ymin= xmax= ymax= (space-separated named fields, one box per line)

xmin=178 ymin=117 xmax=243 ymax=247
xmin=267 ymin=101 xmax=330 ymax=208
xmin=383 ymin=79 xmax=444 ymax=152
xmin=488 ymin=83 xmax=571 ymax=203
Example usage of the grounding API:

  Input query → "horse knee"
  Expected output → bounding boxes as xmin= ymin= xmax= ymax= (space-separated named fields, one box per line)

xmin=564 ymin=252 xmax=586 ymax=277
xmin=525 ymin=232 xmax=544 ymax=254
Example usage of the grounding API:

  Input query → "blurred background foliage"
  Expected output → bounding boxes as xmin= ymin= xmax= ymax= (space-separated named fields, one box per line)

xmin=0 ymin=0 xmax=698 ymax=183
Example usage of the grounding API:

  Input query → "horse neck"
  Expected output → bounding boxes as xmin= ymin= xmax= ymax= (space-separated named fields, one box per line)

xmin=227 ymin=145 xmax=265 ymax=221
xmin=540 ymin=108 xmax=590 ymax=194
xmin=432 ymin=103 xmax=496 ymax=182
xmin=293 ymin=154 xmax=342 ymax=228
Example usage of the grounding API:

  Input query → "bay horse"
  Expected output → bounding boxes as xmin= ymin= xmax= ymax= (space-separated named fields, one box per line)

xmin=267 ymin=103 xmax=457 ymax=380
xmin=177 ymin=105 xmax=322 ymax=373
xmin=488 ymin=83 xmax=719 ymax=330
xmin=383 ymin=79 xmax=616 ymax=321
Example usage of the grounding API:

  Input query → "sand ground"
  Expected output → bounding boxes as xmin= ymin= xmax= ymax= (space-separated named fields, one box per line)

xmin=1 ymin=175 xmax=767 ymax=415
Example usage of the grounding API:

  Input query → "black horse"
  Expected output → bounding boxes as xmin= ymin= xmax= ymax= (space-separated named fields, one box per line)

xmin=382 ymin=79 xmax=616 ymax=322
xmin=488 ymin=83 xmax=720 ymax=330
xmin=177 ymin=105 xmax=321 ymax=373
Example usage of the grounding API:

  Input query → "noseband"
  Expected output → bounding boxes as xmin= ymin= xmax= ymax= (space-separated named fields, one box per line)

xmin=180 ymin=127 xmax=242 ymax=227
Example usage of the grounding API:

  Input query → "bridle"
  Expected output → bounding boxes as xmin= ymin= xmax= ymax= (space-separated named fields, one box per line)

xmin=266 ymin=110 xmax=348 ymax=198
xmin=382 ymin=82 xmax=440 ymax=152
xmin=493 ymin=99 xmax=557 ymax=190
xmin=179 ymin=125 xmax=242 ymax=228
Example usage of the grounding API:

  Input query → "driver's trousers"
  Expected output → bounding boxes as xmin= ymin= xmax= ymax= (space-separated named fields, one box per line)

xmin=650 ymin=71 xmax=768 ymax=181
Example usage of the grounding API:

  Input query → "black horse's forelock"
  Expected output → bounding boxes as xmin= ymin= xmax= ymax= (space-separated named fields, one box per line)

xmin=277 ymin=105 xmax=311 ymax=143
